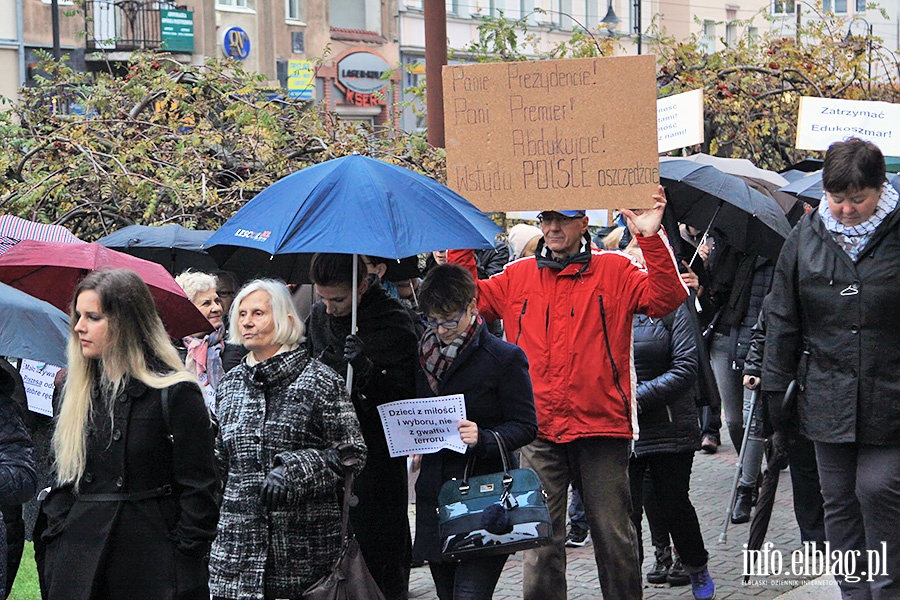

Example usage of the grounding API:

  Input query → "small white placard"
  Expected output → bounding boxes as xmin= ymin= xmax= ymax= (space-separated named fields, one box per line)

xmin=20 ymin=359 xmax=62 ymax=417
xmin=796 ymin=97 xmax=900 ymax=156
xmin=377 ymin=394 xmax=468 ymax=458
xmin=657 ymin=89 xmax=705 ymax=154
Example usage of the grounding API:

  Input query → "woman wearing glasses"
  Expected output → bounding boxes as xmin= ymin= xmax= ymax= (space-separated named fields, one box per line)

xmin=414 ymin=264 xmax=537 ymax=600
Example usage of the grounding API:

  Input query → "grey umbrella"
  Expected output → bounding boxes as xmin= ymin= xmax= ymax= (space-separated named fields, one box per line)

xmin=0 ymin=281 xmax=69 ymax=366
xmin=97 ymin=224 xmax=218 ymax=276
xmin=779 ymin=172 xmax=900 ymax=206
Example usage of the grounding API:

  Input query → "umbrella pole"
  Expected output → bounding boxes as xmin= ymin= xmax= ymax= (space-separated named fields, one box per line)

xmin=689 ymin=200 xmax=724 ymax=269
xmin=346 ymin=254 xmax=359 ymax=394
xmin=718 ymin=388 xmax=758 ymax=544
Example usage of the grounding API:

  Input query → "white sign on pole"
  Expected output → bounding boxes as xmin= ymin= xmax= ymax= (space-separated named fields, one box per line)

xmin=20 ymin=359 xmax=62 ymax=416
xmin=796 ymin=97 xmax=900 ymax=156
xmin=377 ymin=394 xmax=468 ymax=458
xmin=657 ymin=89 xmax=705 ymax=154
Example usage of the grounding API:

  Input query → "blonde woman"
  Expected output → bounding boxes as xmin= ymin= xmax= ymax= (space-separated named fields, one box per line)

xmin=41 ymin=269 xmax=220 ymax=600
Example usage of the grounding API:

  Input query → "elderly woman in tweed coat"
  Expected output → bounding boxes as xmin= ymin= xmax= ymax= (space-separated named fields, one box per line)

xmin=209 ymin=280 xmax=367 ymax=600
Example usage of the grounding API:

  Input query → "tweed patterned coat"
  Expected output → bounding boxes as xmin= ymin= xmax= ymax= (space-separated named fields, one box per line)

xmin=209 ymin=346 xmax=367 ymax=600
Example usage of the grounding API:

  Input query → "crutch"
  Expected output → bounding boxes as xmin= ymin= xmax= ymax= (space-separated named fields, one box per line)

xmin=718 ymin=387 xmax=758 ymax=544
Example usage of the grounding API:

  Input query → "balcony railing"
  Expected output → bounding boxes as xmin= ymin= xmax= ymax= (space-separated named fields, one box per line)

xmin=83 ymin=0 xmax=189 ymax=53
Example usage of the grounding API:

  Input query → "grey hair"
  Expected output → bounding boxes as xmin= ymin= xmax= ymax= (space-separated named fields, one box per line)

xmin=175 ymin=270 xmax=218 ymax=303
xmin=228 ymin=279 xmax=305 ymax=346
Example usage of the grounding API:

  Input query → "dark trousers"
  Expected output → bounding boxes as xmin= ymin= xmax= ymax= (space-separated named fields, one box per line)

xmin=788 ymin=436 xmax=825 ymax=544
xmin=519 ymin=437 xmax=641 ymax=600
xmin=641 ymin=473 xmax=671 ymax=552
xmin=815 ymin=441 xmax=900 ymax=600
xmin=428 ymin=555 xmax=508 ymax=600
xmin=629 ymin=452 xmax=708 ymax=570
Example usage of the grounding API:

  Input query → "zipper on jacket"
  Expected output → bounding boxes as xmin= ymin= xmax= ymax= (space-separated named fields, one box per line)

xmin=598 ymin=295 xmax=631 ymax=425
xmin=515 ymin=299 xmax=528 ymax=346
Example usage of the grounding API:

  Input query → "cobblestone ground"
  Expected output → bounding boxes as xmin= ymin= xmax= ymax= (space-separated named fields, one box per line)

xmin=408 ymin=436 xmax=842 ymax=599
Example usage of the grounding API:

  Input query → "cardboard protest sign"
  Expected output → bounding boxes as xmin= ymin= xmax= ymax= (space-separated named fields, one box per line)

xmin=443 ymin=55 xmax=660 ymax=212
xmin=20 ymin=359 xmax=62 ymax=416
xmin=377 ymin=394 xmax=467 ymax=458
xmin=796 ymin=97 xmax=900 ymax=156
xmin=658 ymin=89 xmax=705 ymax=153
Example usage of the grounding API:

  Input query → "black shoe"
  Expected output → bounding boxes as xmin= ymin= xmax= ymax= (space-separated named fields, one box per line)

xmin=647 ymin=546 xmax=673 ymax=584
xmin=668 ymin=556 xmax=691 ymax=586
xmin=731 ymin=486 xmax=753 ymax=524
xmin=700 ymin=435 xmax=718 ymax=454
xmin=565 ymin=525 xmax=590 ymax=547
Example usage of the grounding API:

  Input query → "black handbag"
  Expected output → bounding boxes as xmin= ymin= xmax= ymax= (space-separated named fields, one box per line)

xmin=438 ymin=430 xmax=552 ymax=562
xmin=302 ymin=470 xmax=386 ymax=600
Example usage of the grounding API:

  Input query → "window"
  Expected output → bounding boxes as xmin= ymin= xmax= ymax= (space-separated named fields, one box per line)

xmin=701 ymin=20 xmax=716 ymax=53
xmin=855 ymin=0 xmax=865 ymax=10
xmin=748 ymin=25 xmax=759 ymax=41
xmin=772 ymin=0 xmax=794 ymax=14
xmin=331 ymin=0 xmax=366 ymax=28
xmin=822 ymin=0 xmax=847 ymax=12
xmin=286 ymin=0 xmax=304 ymax=20
xmin=217 ymin=0 xmax=251 ymax=8
xmin=726 ymin=21 xmax=737 ymax=44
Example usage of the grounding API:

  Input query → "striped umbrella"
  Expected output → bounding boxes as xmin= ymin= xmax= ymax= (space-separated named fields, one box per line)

xmin=0 ymin=215 xmax=83 ymax=255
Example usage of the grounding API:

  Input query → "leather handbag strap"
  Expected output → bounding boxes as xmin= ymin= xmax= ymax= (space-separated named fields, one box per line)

xmin=459 ymin=429 xmax=512 ymax=495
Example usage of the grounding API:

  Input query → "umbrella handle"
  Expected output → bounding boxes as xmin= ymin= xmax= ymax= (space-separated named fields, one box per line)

xmin=689 ymin=200 xmax=724 ymax=270
xmin=718 ymin=387 xmax=759 ymax=544
xmin=346 ymin=254 xmax=359 ymax=395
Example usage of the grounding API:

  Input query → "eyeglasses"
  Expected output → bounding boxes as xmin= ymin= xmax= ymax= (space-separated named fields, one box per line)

xmin=538 ymin=213 xmax=580 ymax=225
xmin=424 ymin=309 xmax=467 ymax=331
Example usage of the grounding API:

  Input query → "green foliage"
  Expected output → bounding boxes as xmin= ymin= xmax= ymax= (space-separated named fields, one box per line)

xmin=0 ymin=51 xmax=444 ymax=239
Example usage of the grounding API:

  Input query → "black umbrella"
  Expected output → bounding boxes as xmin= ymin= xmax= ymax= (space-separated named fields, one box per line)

xmin=779 ymin=172 xmax=900 ymax=207
xmin=97 ymin=224 xmax=219 ymax=276
xmin=660 ymin=159 xmax=793 ymax=262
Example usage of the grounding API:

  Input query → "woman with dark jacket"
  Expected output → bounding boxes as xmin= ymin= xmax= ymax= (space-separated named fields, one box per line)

xmin=0 ymin=366 xmax=36 ymax=599
xmin=41 ymin=269 xmax=220 ymax=600
xmin=414 ymin=264 xmax=537 ymax=600
xmin=306 ymin=253 xmax=418 ymax=600
xmin=763 ymin=138 xmax=900 ymax=598
xmin=624 ymin=233 xmax=715 ymax=600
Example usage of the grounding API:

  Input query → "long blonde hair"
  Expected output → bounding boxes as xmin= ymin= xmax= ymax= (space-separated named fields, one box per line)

xmin=54 ymin=269 xmax=198 ymax=487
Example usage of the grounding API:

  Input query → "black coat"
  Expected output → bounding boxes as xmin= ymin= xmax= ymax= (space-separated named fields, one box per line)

xmin=632 ymin=304 xmax=700 ymax=456
xmin=763 ymin=204 xmax=900 ymax=444
xmin=0 ymin=386 xmax=37 ymax=598
xmin=42 ymin=380 xmax=220 ymax=600
xmin=305 ymin=278 xmax=418 ymax=560
xmin=414 ymin=321 xmax=537 ymax=563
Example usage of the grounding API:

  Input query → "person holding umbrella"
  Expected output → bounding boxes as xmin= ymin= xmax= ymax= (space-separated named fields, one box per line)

xmin=764 ymin=138 xmax=900 ymax=598
xmin=449 ymin=187 xmax=688 ymax=600
xmin=40 ymin=269 xmax=221 ymax=600
xmin=306 ymin=253 xmax=419 ymax=600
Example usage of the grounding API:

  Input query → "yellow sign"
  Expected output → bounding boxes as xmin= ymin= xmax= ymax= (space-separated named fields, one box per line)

xmin=287 ymin=60 xmax=314 ymax=100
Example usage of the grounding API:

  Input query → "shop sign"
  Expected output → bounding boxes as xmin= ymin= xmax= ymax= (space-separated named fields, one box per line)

xmin=288 ymin=60 xmax=314 ymax=100
xmin=336 ymin=51 xmax=389 ymax=106
xmin=160 ymin=9 xmax=194 ymax=53
xmin=222 ymin=26 xmax=251 ymax=61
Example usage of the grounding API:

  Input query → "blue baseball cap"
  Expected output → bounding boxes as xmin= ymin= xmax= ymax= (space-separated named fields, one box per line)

xmin=538 ymin=210 xmax=586 ymax=218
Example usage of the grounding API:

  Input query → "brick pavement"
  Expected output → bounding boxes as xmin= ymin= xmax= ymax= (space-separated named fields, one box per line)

xmin=408 ymin=436 xmax=841 ymax=599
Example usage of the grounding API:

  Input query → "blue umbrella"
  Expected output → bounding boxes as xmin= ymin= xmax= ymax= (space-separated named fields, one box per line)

xmin=778 ymin=172 xmax=900 ymax=206
xmin=205 ymin=155 xmax=501 ymax=265
xmin=0 ymin=281 xmax=69 ymax=367
xmin=205 ymin=154 xmax=502 ymax=390
xmin=97 ymin=224 xmax=218 ymax=275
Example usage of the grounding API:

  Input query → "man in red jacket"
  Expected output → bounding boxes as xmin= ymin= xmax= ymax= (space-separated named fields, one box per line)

xmin=449 ymin=187 xmax=686 ymax=600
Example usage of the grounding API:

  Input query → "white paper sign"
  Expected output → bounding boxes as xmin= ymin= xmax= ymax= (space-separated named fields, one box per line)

xmin=657 ymin=89 xmax=705 ymax=154
xmin=377 ymin=394 xmax=468 ymax=458
xmin=796 ymin=97 xmax=900 ymax=156
xmin=20 ymin=359 xmax=62 ymax=417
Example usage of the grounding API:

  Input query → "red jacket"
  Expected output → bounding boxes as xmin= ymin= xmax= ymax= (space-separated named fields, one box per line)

xmin=450 ymin=233 xmax=687 ymax=443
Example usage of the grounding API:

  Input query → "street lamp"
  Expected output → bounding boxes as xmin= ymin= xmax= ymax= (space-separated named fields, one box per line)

xmin=601 ymin=0 xmax=621 ymax=37
xmin=633 ymin=0 xmax=642 ymax=54
xmin=844 ymin=16 xmax=873 ymax=92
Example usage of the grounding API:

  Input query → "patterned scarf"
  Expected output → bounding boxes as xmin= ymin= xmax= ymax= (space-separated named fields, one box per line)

xmin=819 ymin=183 xmax=899 ymax=262
xmin=183 ymin=327 xmax=226 ymax=389
xmin=418 ymin=314 xmax=481 ymax=394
